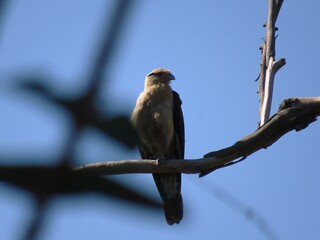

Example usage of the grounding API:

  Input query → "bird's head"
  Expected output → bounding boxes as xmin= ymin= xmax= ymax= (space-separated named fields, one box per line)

xmin=145 ymin=68 xmax=175 ymax=87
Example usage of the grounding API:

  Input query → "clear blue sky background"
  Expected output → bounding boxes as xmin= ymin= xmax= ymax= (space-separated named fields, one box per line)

xmin=0 ymin=1 xmax=320 ymax=240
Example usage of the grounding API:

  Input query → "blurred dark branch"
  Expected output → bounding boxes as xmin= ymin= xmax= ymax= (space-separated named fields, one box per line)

xmin=73 ymin=97 xmax=320 ymax=177
xmin=61 ymin=0 xmax=136 ymax=155
xmin=0 ymin=1 xmax=158 ymax=238
xmin=14 ymin=0 xmax=138 ymax=166
xmin=17 ymin=0 xmax=138 ymax=150
xmin=0 ymin=0 xmax=8 ymax=13
xmin=18 ymin=79 xmax=138 ymax=148
xmin=23 ymin=199 xmax=47 ymax=240
xmin=86 ymin=0 xmax=135 ymax=97
xmin=195 ymin=182 xmax=279 ymax=240
xmin=11 ymin=3 xmax=141 ymax=226
xmin=0 ymin=0 xmax=9 ymax=35
xmin=0 ymin=165 xmax=161 ymax=208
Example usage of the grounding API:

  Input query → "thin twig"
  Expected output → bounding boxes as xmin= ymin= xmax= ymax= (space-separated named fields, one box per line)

xmin=193 ymin=181 xmax=280 ymax=240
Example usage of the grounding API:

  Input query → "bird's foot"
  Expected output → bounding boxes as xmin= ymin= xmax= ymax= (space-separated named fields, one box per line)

xmin=156 ymin=158 xmax=165 ymax=167
xmin=150 ymin=156 xmax=165 ymax=167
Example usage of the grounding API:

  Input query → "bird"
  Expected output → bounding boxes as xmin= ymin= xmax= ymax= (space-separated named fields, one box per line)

xmin=131 ymin=68 xmax=185 ymax=225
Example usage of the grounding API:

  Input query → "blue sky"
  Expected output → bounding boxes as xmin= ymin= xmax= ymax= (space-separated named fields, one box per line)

xmin=1 ymin=1 xmax=320 ymax=240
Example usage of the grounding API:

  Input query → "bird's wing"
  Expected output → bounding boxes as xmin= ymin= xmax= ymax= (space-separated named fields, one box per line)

xmin=172 ymin=90 xmax=185 ymax=159
xmin=138 ymin=144 xmax=149 ymax=159
xmin=135 ymin=88 xmax=185 ymax=225
xmin=152 ymin=90 xmax=184 ymax=225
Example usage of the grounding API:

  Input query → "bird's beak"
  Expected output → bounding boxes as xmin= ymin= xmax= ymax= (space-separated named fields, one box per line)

xmin=169 ymin=73 xmax=176 ymax=80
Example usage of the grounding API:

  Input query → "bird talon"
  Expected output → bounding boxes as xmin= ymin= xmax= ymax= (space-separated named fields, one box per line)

xmin=154 ymin=158 xmax=164 ymax=167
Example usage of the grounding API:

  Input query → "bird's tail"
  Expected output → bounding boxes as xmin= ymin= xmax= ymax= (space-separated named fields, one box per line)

xmin=163 ymin=193 xmax=183 ymax=225
xmin=153 ymin=173 xmax=183 ymax=225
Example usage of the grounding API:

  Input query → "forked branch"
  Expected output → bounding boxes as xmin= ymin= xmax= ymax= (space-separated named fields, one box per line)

xmin=259 ymin=0 xmax=285 ymax=126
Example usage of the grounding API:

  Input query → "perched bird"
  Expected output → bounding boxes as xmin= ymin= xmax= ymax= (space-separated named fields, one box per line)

xmin=131 ymin=68 xmax=185 ymax=225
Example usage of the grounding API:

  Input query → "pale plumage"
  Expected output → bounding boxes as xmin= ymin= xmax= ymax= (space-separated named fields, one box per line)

xmin=131 ymin=68 xmax=185 ymax=225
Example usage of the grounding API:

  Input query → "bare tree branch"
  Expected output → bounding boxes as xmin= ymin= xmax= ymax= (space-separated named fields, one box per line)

xmin=74 ymin=97 xmax=320 ymax=177
xmin=258 ymin=0 xmax=285 ymax=126
xmin=260 ymin=57 xmax=286 ymax=126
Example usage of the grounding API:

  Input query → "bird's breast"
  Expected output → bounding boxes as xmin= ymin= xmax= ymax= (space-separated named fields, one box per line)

xmin=132 ymin=85 xmax=174 ymax=155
